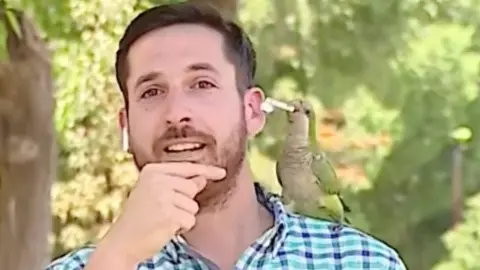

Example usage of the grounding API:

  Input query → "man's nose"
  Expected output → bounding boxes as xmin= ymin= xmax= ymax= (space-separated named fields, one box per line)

xmin=164 ymin=94 xmax=192 ymax=125
xmin=166 ymin=116 xmax=191 ymax=125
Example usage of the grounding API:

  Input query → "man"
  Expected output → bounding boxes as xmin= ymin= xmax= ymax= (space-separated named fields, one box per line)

xmin=46 ymin=2 xmax=407 ymax=269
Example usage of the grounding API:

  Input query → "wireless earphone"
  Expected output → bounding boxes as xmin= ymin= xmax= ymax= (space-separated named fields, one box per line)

xmin=121 ymin=127 xmax=129 ymax=152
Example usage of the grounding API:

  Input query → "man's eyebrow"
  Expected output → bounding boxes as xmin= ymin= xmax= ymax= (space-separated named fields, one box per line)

xmin=186 ymin=62 xmax=219 ymax=75
xmin=134 ymin=71 xmax=163 ymax=89
xmin=134 ymin=63 xmax=217 ymax=89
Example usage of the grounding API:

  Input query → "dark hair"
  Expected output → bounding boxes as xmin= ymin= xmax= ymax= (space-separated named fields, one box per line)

xmin=114 ymin=2 xmax=257 ymax=106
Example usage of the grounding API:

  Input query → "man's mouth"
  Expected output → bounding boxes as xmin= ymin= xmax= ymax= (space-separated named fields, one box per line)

xmin=164 ymin=142 xmax=207 ymax=153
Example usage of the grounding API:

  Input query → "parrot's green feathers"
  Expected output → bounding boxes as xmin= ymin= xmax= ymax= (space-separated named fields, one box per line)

xmin=0 ymin=0 xmax=22 ymax=40
xmin=319 ymin=195 xmax=343 ymax=216
xmin=4 ymin=9 xmax=21 ymax=39
xmin=311 ymin=152 xmax=342 ymax=195
xmin=307 ymin=107 xmax=318 ymax=152
xmin=306 ymin=106 xmax=342 ymax=196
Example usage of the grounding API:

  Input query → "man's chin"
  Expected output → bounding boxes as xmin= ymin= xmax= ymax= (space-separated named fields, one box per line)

xmin=195 ymin=179 xmax=235 ymax=212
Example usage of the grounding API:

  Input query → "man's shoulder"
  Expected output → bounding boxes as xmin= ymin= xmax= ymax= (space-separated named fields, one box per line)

xmin=283 ymin=213 xmax=406 ymax=269
xmin=45 ymin=246 xmax=96 ymax=269
xmin=44 ymin=245 xmax=173 ymax=270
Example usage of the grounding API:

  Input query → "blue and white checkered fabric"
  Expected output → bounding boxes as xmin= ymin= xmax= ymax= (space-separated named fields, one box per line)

xmin=46 ymin=184 xmax=406 ymax=269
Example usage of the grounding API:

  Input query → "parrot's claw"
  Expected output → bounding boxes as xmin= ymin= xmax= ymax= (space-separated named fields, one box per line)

xmin=330 ymin=223 xmax=343 ymax=233
xmin=281 ymin=193 xmax=296 ymax=212
xmin=285 ymin=201 xmax=296 ymax=212
xmin=280 ymin=192 xmax=291 ymax=204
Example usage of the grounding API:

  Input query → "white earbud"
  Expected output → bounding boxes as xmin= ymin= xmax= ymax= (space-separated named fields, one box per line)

xmin=121 ymin=127 xmax=129 ymax=151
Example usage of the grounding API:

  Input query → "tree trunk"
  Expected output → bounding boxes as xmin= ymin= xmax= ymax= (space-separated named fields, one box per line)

xmin=0 ymin=9 xmax=55 ymax=270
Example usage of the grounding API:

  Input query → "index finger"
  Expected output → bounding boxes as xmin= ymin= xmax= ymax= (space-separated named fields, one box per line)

xmin=143 ymin=162 xmax=226 ymax=180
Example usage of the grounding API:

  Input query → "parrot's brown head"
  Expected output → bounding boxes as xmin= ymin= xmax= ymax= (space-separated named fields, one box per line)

xmin=287 ymin=99 xmax=313 ymax=122
xmin=286 ymin=99 xmax=313 ymax=139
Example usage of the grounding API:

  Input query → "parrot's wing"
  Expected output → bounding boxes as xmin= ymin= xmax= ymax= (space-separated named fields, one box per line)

xmin=339 ymin=196 xmax=352 ymax=213
xmin=311 ymin=152 xmax=353 ymax=215
xmin=275 ymin=161 xmax=283 ymax=187
xmin=311 ymin=151 xmax=342 ymax=195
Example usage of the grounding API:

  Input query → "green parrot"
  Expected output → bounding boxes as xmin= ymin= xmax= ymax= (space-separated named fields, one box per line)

xmin=275 ymin=99 xmax=352 ymax=228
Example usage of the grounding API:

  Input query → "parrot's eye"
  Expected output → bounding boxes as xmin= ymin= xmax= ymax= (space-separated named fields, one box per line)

xmin=305 ymin=109 xmax=311 ymax=115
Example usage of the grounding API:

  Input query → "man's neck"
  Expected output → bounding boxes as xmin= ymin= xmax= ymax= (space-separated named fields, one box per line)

xmin=181 ymin=166 xmax=274 ymax=268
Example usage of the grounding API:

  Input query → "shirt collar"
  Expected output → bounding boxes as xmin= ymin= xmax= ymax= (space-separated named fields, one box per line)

xmin=163 ymin=183 xmax=290 ymax=261
xmin=253 ymin=183 xmax=289 ymax=256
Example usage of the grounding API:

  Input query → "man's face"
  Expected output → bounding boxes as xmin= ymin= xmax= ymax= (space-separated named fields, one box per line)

xmin=119 ymin=24 xmax=265 ymax=210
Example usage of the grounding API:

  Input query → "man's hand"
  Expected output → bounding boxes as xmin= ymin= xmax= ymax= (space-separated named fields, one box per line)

xmin=85 ymin=162 xmax=226 ymax=269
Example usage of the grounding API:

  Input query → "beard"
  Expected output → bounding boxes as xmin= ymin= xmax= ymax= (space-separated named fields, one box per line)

xmin=129 ymin=115 xmax=248 ymax=212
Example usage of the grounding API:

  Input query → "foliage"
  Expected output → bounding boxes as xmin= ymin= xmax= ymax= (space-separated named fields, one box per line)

xmin=1 ymin=0 xmax=480 ymax=269
xmin=432 ymin=193 xmax=480 ymax=270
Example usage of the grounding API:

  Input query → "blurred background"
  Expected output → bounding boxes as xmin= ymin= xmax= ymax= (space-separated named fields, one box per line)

xmin=2 ymin=0 xmax=480 ymax=269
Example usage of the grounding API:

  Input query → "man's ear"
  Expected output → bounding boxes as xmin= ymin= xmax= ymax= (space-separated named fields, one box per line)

xmin=243 ymin=86 xmax=266 ymax=137
xmin=118 ymin=108 xmax=130 ymax=152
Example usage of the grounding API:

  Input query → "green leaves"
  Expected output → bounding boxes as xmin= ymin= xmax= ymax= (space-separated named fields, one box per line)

xmin=433 ymin=194 xmax=480 ymax=270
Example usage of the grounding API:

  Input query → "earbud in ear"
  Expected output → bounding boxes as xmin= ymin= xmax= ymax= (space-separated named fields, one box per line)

xmin=121 ymin=127 xmax=129 ymax=152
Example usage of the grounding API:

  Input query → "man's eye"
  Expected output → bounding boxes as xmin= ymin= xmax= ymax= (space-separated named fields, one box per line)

xmin=193 ymin=80 xmax=215 ymax=89
xmin=140 ymin=88 xmax=160 ymax=99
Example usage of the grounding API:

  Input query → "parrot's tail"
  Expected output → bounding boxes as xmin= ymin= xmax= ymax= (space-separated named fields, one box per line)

xmin=345 ymin=216 xmax=351 ymax=224
xmin=339 ymin=196 xmax=352 ymax=212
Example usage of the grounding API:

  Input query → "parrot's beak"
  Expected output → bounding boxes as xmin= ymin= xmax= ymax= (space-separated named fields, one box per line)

xmin=287 ymin=107 xmax=299 ymax=123
xmin=292 ymin=104 xmax=300 ymax=113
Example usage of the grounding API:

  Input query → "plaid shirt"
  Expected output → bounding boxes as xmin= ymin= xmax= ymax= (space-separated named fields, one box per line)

xmin=46 ymin=184 xmax=406 ymax=269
